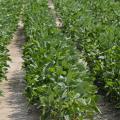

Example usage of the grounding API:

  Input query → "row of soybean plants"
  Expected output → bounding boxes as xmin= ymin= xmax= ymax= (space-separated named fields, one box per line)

xmin=53 ymin=0 xmax=120 ymax=106
xmin=0 ymin=1 xmax=23 ymax=83
xmin=23 ymin=0 xmax=98 ymax=119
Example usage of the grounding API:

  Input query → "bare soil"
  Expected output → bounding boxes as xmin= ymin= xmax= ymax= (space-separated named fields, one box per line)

xmin=48 ymin=0 xmax=63 ymax=28
xmin=95 ymin=98 xmax=120 ymax=120
xmin=0 ymin=22 xmax=39 ymax=120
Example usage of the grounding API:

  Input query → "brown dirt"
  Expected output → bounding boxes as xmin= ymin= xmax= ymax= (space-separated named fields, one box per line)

xmin=0 ymin=21 xmax=39 ymax=120
xmin=48 ymin=0 xmax=63 ymax=28
xmin=95 ymin=98 xmax=120 ymax=120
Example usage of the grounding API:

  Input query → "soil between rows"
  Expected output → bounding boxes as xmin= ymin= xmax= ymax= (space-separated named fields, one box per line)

xmin=0 ymin=22 xmax=39 ymax=120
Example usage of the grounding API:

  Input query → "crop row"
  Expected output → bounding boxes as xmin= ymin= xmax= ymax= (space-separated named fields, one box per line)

xmin=0 ymin=0 xmax=23 ymax=82
xmin=53 ymin=0 xmax=120 ymax=105
xmin=23 ymin=0 xmax=98 ymax=119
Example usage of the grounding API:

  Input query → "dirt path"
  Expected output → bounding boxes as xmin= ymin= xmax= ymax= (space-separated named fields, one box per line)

xmin=48 ymin=0 xmax=63 ymax=28
xmin=95 ymin=98 xmax=120 ymax=120
xmin=0 ymin=22 xmax=39 ymax=120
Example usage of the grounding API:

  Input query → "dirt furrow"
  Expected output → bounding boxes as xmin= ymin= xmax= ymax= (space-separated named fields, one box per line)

xmin=48 ymin=0 xmax=63 ymax=28
xmin=0 ymin=22 xmax=39 ymax=120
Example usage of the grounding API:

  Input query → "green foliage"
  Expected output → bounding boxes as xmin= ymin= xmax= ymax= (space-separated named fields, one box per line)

xmin=53 ymin=0 xmax=120 ymax=104
xmin=23 ymin=0 xmax=98 ymax=119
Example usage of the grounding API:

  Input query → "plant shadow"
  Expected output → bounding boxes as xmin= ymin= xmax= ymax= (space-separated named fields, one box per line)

xmin=6 ymin=71 xmax=40 ymax=120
